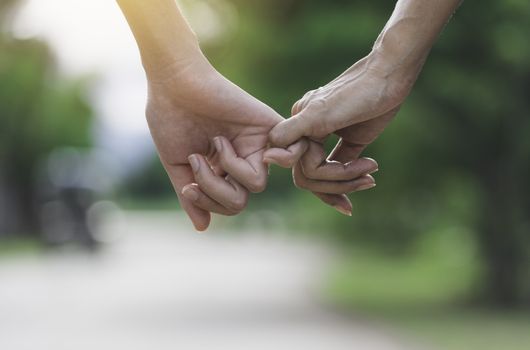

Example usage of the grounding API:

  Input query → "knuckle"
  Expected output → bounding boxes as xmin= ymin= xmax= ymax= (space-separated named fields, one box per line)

xmin=302 ymin=101 xmax=330 ymax=138
xmin=269 ymin=128 xmax=283 ymax=147
xmin=229 ymin=192 xmax=248 ymax=212
xmin=224 ymin=210 xmax=239 ymax=217
xmin=248 ymin=177 xmax=267 ymax=194
xmin=284 ymin=154 xmax=298 ymax=167
xmin=291 ymin=100 xmax=302 ymax=115
xmin=307 ymin=98 xmax=328 ymax=113
xmin=303 ymin=89 xmax=317 ymax=101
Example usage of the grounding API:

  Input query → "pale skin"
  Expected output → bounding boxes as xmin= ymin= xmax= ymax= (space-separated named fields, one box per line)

xmin=117 ymin=0 xmax=461 ymax=230
xmin=266 ymin=0 xmax=463 ymax=212
xmin=117 ymin=0 xmax=375 ymax=231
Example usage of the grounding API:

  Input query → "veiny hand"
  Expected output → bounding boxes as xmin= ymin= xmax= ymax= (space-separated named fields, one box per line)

xmin=146 ymin=51 xmax=306 ymax=231
xmin=265 ymin=54 xmax=415 ymax=214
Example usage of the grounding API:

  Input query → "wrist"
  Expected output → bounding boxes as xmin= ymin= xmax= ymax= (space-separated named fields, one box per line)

xmin=367 ymin=14 xmax=434 ymax=86
xmin=365 ymin=45 xmax=424 ymax=102
xmin=117 ymin=0 xmax=203 ymax=80
xmin=142 ymin=37 xmax=203 ymax=82
xmin=146 ymin=48 xmax=218 ymax=97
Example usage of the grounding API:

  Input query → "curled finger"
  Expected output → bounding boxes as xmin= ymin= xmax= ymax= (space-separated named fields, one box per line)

xmin=300 ymin=141 xmax=378 ymax=181
xmin=189 ymin=154 xmax=249 ymax=212
xmin=181 ymin=183 xmax=240 ymax=216
xmin=293 ymin=163 xmax=376 ymax=195
xmin=164 ymin=164 xmax=211 ymax=231
xmin=213 ymin=136 xmax=267 ymax=193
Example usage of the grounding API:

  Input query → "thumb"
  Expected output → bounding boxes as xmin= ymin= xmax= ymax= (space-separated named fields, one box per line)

xmin=269 ymin=111 xmax=312 ymax=148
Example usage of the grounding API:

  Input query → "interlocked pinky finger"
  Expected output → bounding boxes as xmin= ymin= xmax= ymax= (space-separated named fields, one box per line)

xmin=263 ymin=138 xmax=309 ymax=168
xmin=213 ymin=136 xmax=268 ymax=193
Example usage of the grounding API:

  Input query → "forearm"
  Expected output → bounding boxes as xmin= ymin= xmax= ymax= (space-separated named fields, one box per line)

xmin=116 ymin=0 xmax=201 ymax=77
xmin=369 ymin=0 xmax=462 ymax=78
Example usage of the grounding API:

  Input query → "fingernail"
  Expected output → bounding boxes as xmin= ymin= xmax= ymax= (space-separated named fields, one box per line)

xmin=333 ymin=205 xmax=352 ymax=217
xmin=182 ymin=187 xmax=199 ymax=201
xmin=369 ymin=168 xmax=379 ymax=174
xmin=188 ymin=154 xmax=200 ymax=173
xmin=213 ymin=137 xmax=223 ymax=152
xmin=194 ymin=225 xmax=207 ymax=233
xmin=357 ymin=183 xmax=376 ymax=191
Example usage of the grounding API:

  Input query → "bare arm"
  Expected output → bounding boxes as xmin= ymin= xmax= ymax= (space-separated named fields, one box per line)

xmin=370 ymin=0 xmax=463 ymax=89
xmin=267 ymin=0 xmax=463 ymax=215
xmin=116 ymin=0 xmax=200 ymax=78
xmin=116 ymin=0 xmax=308 ymax=230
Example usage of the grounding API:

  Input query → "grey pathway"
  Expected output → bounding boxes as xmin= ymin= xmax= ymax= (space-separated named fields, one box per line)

xmin=0 ymin=211 xmax=420 ymax=350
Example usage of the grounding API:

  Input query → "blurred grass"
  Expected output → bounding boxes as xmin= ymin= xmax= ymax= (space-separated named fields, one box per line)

xmin=324 ymin=229 xmax=480 ymax=312
xmin=386 ymin=310 xmax=530 ymax=350
xmin=0 ymin=237 xmax=41 ymax=258
xmin=322 ymin=228 xmax=530 ymax=350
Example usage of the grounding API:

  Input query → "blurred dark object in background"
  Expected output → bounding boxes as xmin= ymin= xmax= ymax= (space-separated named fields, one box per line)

xmin=0 ymin=0 xmax=529 ymax=312
xmin=35 ymin=148 xmax=115 ymax=249
xmin=1 ymin=1 xmax=527 ymax=348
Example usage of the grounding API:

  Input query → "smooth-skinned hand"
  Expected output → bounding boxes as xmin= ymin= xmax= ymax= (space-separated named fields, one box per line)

xmin=146 ymin=51 xmax=307 ymax=231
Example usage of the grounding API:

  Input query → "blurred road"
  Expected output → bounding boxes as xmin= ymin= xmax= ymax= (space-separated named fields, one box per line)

xmin=0 ymin=211 xmax=418 ymax=350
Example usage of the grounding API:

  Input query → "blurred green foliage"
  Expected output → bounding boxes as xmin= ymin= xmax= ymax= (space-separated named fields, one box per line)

xmin=0 ymin=1 xmax=93 ymax=236
xmin=0 ymin=1 xmax=527 ymax=344
xmin=196 ymin=0 xmax=530 ymax=307
xmin=0 ymin=237 xmax=40 ymax=257
xmin=127 ymin=0 xmax=530 ymax=307
xmin=0 ymin=38 xmax=92 ymax=157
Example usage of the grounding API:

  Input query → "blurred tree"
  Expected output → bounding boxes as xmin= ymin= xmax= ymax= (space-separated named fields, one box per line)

xmin=0 ymin=1 xmax=93 ymax=236
xmin=200 ymin=0 xmax=530 ymax=306
xmin=117 ymin=0 xmax=529 ymax=306
xmin=122 ymin=156 xmax=173 ymax=199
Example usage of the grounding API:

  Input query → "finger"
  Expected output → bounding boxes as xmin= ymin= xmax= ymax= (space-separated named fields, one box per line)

xmin=312 ymin=192 xmax=353 ymax=216
xmin=300 ymin=141 xmax=378 ymax=181
xmin=181 ymin=183 xmax=239 ymax=216
xmin=179 ymin=195 xmax=211 ymax=232
xmin=188 ymin=154 xmax=249 ymax=211
xmin=291 ymin=100 xmax=303 ymax=116
xmin=330 ymin=108 xmax=400 ymax=162
xmin=263 ymin=138 xmax=309 ymax=168
xmin=269 ymin=112 xmax=311 ymax=148
xmin=213 ymin=136 xmax=267 ymax=193
xmin=165 ymin=164 xmax=211 ymax=231
xmin=293 ymin=163 xmax=376 ymax=195
xmin=329 ymin=138 xmax=367 ymax=164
